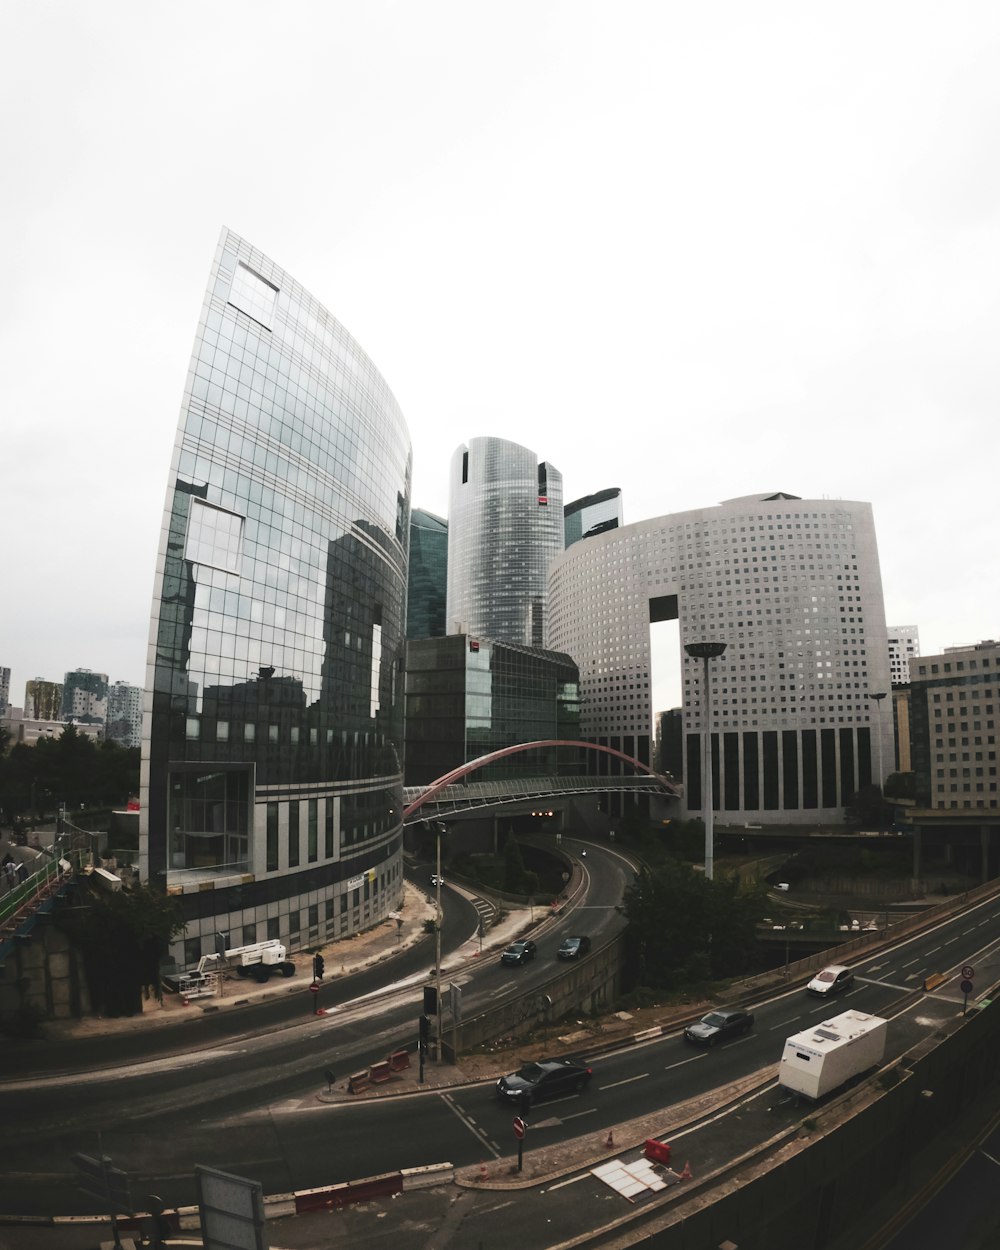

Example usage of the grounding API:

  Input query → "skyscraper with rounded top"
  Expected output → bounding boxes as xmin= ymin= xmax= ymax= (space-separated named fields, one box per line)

xmin=141 ymin=228 xmax=411 ymax=968
xmin=446 ymin=437 xmax=563 ymax=646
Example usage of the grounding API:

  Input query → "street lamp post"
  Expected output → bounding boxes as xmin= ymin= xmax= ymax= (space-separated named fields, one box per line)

xmin=684 ymin=641 xmax=728 ymax=881
xmin=870 ymin=692 xmax=887 ymax=789
xmin=435 ymin=821 xmax=445 ymax=1064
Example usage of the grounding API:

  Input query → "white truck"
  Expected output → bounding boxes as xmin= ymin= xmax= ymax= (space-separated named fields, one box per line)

xmin=174 ymin=939 xmax=296 ymax=995
xmin=778 ymin=1009 xmax=887 ymax=1101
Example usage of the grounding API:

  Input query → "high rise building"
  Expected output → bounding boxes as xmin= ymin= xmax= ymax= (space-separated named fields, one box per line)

xmin=547 ymin=491 xmax=892 ymax=825
xmin=564 ymin=488 xmax=623 ymax=548
xmin=140 ymin=228 xmax=411 ymax=969
xmin=407 ymin=508 xmax=448 ymax=640
xmin=887 ymin=625 xmax=919 ymax=686
xmin=404 ymin=634 xmax=581 ymax=785
xmin=106 ymin=681 xmax=142 ymax=749
xmin=446 ymin=437 xmax=563 ymax=646
xmin=61 ymin=669 xmax=109 ymax=727
xmin=909 ymin=640 xmax=999 ymax=813
xmin=24 ymin=679 xmax=63 ymax=721
xmin=0 ymin=667 xmax=9 ymax=717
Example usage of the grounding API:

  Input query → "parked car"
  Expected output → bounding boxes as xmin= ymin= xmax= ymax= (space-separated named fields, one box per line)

xmin=557 ymin=936 xmax=591 ymax=961
xmin=500 ymin=940 xmax=537 ymax=966
xmin=495 ymin=1058 xmax=593 ymax=1105
xmin=684 ymin=1009 xmax=755 ymax=1046
xmin=806 ymin=964 xmax=855 ymax=996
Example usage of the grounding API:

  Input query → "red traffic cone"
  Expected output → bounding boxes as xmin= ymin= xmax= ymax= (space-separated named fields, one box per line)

xmin=605 ymin=1129 xmax=614 ymax=1149
xmin=479 ymin=1162 xmax=489 ymax=1180
xmin=182 ymin=994 xmax=190 ymax=1007
xmin=680 ymin=1160 xmax=692 ymax=1181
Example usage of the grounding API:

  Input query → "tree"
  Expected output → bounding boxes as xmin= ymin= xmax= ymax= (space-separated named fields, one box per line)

xmin=621 ymin=858 xmax=768 ymax=992
xmin=883 ymin=772 xmax=915 ymax=801
xmin=845 ymin=784 xmax=894 ymax=831
xmin=503 ymin=835 xmax=527 ymax=893
xmin=57 ymin=882 xmax=185 ymax=1017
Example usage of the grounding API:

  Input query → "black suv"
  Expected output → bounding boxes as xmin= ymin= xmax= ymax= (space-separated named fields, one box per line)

xmin=500 ymin=940 xmax=537 ymax=966
xmin=557 ymin=936 xmax=591 ymax=961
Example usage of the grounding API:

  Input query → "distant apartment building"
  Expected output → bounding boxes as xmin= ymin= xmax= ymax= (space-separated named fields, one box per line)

xmin=407 ymin=508 xmax=448 ymax=640
xmin=887 ymin=625 xmax=919 ymax=686
xmin=0 ymin=667 xmax=9 ymax=717
xmin=24 ymin=679 xmax=63 ymax=721
xmin=446 ymin=437 xmax=564 ymax=647
xmin=909 ymin=640 xmax=999 ymax=813
xmin=564 ymin=488 xmax=623 ymax=548
xmin=61 ymin=669 xmax=109 ymax=726
xmin=106 ymin=680 xmax=142 ymax=749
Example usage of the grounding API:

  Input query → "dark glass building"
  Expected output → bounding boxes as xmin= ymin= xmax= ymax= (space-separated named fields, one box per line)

xmin=404 ymin=635 xmax=581 ymax=786
xmin=564 ymin=487 xmax=623 ymax=548
xmin=407 ymin=508 xmax=448 ymax=640
xmin=140 ymin=229 xmax=412 ymax=969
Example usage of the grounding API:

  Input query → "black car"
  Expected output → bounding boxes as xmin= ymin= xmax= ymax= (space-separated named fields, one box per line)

xmin=557 ymin=936 xmax=591 ymax=961
xmin=683 ymin=1008 xmax=755 ymax=1046
xmin=495 ymin=1058 xmax=593 ymax=1105
xmin=500 ymin=940 xmax=537 ymax=966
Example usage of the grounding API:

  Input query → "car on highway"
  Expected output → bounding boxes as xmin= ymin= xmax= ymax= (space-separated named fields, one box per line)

xmin=430 ymin=874 xmax=444 ymax=887
xmin=495 ymin=1058 xmax=593 ymax=1105
xmin=500 ymin=939 xmax=537 ymax=966
xmin=806 ymin=964 xmax=855 ymax=996
xmin=683 ymin=1008 xmax=755 ymax=1046
xmin=557 ymin=935 xmax=591 ymax=960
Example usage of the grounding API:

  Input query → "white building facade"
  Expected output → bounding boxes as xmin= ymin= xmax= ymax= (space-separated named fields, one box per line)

xmin=887 ymin=625 xmax=920 ymax=686
xmin=547 ymin=492 xmax=893 ymax=825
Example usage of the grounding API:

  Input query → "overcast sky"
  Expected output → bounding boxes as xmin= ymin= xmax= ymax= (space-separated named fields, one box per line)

xmin=2 ymin=1 xmax=997 ymax=710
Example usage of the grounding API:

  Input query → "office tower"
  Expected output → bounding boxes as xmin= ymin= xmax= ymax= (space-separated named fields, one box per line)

xmin=407 ymin=508 xmax=448 ymax=640
xmin=547 ymin=492 xmax=892 ymax=824
xmin=24 ymin=679 xmax=63 ymax=721
xmin=909 ymin=640 xmax=999 ymax=813
xmin=61 ymin=669 xmax=109 ymax=726
xmin=564 ymin=487 xmax=623 ymax=548
xmin=0 ymin=667 xmax=9 ymax=717
xmin=106 ymin=681 xmax=143 ymax=749
xmin=141 ymin=228 xmax=411 ymax=968
xmin=404 ymin=634 xmax=580 ymax=785
xmin=887 ymin=625 xmax=919 ymax=686
xmin=446 ymin=437 xmax=563 ymax=646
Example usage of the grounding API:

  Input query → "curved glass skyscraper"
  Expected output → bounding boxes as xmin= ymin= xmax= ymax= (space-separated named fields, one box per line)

xmin=446 ymin=437 xmax=563 ymax=646
xmin=140 ymin=229 xmax=412 ymax=968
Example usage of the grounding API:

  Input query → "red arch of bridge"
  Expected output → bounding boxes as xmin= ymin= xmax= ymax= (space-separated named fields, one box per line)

xmin=402 ymin=739 xmax=680 ymax=820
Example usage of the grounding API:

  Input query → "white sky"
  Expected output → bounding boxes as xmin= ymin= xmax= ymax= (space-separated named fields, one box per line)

xmin=2 ymin=1 xmax=998 ymax=710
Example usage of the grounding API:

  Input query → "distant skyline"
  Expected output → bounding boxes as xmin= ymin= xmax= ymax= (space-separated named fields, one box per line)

xmin=2 ymin=2 xmax=997 ymax=707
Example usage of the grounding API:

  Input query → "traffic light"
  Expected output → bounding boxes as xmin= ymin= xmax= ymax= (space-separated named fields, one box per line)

xmin=313 ymin=953 xmax=325 ymax=981
xmin=423 ymin=983 xmax=437 ymax=1014
xmin=419 ymin=1014 xmax=430 ymax=1041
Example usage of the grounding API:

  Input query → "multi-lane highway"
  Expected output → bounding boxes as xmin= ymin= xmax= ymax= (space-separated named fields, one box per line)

xmin=4 ymin=844 xmax=1000 ymax=1239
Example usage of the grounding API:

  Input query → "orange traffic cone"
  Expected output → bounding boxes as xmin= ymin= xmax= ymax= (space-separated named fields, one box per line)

xmin=479 ymin=1162 xmax=489 ymax=1180
xmin=182 ymin=993 xmax=190 ymax=1007
xmin=605 ymin=1129 xmax=614 ymax=1149
xmin=679 ymin=1160 xmax=692 ymax=1181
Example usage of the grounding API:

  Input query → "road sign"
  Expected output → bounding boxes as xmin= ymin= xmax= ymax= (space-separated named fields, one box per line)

xmin=960 ymin=978 xmax=974 ymax=995
xmin=513 ymin=1116 xmax=526 ymax=1140
xmin=962 ymin=965 xmax=975 ymax=979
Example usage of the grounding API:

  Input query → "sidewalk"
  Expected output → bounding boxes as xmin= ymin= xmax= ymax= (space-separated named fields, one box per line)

xmin=38 ymin=878 xmax=537 ymax=1042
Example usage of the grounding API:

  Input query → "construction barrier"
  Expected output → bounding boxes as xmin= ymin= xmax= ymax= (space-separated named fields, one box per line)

xmin=347 ymin=1069 xmax=371 ymax=1094
xmin=643 ymin=1138 xmax=673 ymax=1166
xmin=369 ymin=1060 xmax=393 ymax=1084
xmin=296 ymin=1172 xmax=403 ymax=1212
xmin=923 ymin=972 xmax=948 ymax=991
xmin=388 ymin=1048 xmax=411 ymax=1071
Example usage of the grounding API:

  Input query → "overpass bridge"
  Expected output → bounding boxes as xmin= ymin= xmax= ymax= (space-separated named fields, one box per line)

xmin=402 ymin=739 xmax=681 ymax=826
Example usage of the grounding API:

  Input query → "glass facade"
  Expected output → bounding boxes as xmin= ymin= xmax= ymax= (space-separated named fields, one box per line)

xmin=564 ymin=487 xmax=623 ymax=548
xmin=406 ymin=508 xmax=448 ymax=640
xmin=405 ymin=635 xmax=582 ymax=785
xmin=446 ymin=437 xmax=563 ymax=647
xmin=140 ymin=228 xmax=412 ymax=967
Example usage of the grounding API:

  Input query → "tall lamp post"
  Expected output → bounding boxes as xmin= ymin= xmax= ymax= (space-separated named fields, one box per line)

xmin=870 ymin=692 xmax=887 ymax=789
xmin=434 ymin=821 xmax=445 ymax=1063
xmin=685 ymin=641 xmax=727 ymax=881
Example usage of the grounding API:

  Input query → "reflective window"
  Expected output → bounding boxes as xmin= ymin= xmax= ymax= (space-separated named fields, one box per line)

xmin=228 ymin=262 xmax=277 ymax=328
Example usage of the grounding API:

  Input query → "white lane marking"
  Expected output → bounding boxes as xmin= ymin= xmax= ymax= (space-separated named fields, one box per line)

xmin=561 ymin=1108 xmax=598 ymax=1122
xmin=440 ymin=1091 xmax=501 ymax=1157
xmin=925 ymin=945 xmax=942 ymax=955
xmin=546 ymin=1172 xmax=591 ymax=1191
xmin=664 ymin=1054 xmax=707 ymax=1071
xmin=901 ymin=957 xmax=921 ymax=968
xmin=482 ymin=1200 xmax=516 ymax=1213
xmin=600 ymin=1074 xmax=649 ymax=1090
xmin=770 ymin=1017 xmax=803 ymax=1031
xmin=980 ymin=1150 xmax=1000 ymax=1169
